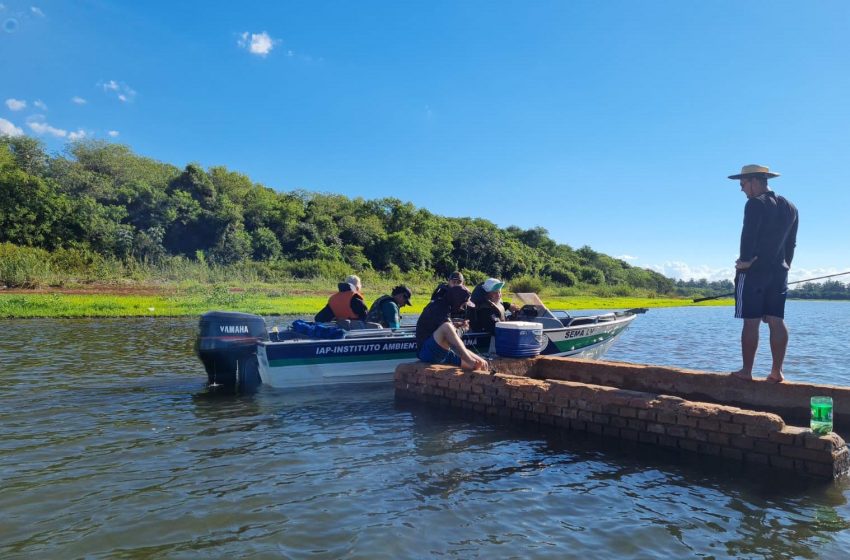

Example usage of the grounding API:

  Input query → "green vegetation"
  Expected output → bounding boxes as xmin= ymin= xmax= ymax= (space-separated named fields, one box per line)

xmin=1 ymin=137 xmax=676 ymax=293
xmin=0 ymin=285 xmax=727 ymax=319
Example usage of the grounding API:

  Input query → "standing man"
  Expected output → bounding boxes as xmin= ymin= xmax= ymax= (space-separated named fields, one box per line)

xmin=728 ymin=164 xmax=799 ymax=383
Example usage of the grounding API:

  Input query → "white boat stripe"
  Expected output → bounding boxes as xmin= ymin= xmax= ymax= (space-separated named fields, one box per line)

xmin=735 ymin=272 xmax=745 ymax=318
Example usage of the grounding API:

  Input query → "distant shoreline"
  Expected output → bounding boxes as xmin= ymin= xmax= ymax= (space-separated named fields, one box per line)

xmin=0 ymin=285 xmax=729 ymax=319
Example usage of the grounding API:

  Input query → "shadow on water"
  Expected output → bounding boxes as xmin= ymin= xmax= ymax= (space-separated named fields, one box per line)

xmin=394 ymin=398 xmax=850 ymax=558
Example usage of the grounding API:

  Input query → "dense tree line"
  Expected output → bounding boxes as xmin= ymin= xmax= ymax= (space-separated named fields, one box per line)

xmin=0 ymin=137 xmax=675 ymax=291
xmin=789 ymin=280 xmax=850 ymax=300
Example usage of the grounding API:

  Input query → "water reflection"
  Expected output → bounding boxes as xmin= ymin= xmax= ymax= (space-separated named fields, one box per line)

xmin=2 ymin=310 xmax=850 ymax=557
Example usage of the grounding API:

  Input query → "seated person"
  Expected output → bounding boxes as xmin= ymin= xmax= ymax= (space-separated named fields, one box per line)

xmin=416 ymin=285 xmax=488 ymax=371
xmin=314 ymin=274 xmax=368 ymax=323
xmin=469 ymin=277 xmax=518 ymax=334
xmin=366 ymin=285 xmax=412 ymax=329
xmin=430 ymin=271 xmax=465 ymax=301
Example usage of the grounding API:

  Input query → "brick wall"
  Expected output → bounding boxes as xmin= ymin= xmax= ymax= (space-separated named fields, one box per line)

xmin=529 ymin=357 xmax=850 ymax=433
xmin=395 ymin=362 xmax=850 ymax=480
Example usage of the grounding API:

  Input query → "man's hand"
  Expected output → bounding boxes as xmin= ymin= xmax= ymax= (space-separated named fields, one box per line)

xmin=735 ymin=256 xmax=758 ymax=271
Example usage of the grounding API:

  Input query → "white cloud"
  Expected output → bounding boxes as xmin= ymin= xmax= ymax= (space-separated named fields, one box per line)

xmin=238 ymin=31 xmax=278 ymax=57
xmin=788 ymin=267 xmax=850 ymax=285
xmin=68 ymin=129 xmax=86 ymax=141
xmin=616 ymin=255 xmax=638 ymax=261
xmin=0 ymin=117 xmax=23 ymax=136
xmin=28 ymin=120 xmax=67 ymax=138
xmin=99 ymin=80 xmax=136 ymax=102
xmin=646 ymin=261 xmax=732 ymax=282
xmin=107 ymin=130 xmax=119 ymax=137
xmin=30 ymin=6 xmax=45 ymax=17
xmin=71 ymin=96 xmax=87 ymax=105
xmin=33 ymin=99 xmax=47 ymax=110
xmin=5 ymin=98 xmax=26 ymax=111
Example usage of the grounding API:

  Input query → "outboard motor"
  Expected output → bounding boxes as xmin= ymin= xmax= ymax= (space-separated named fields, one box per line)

xmin=196 ymin=311 xmax=268 ymax=393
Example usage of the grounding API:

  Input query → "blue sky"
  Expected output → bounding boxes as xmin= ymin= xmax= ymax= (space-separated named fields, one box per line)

xmin=2 ymin=1 xmax=849 ymax=282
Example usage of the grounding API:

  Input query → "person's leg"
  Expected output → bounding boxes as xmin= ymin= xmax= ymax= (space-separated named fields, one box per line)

xmin=762 ymin=269 xmax=789 ymax=382
xmin=433 ymin=323 xmax=487 ymax=370
xmin=764 ymin=315 xmax=788 ymax=382
xmin=732 ymin=318 xmax=760 ymax=379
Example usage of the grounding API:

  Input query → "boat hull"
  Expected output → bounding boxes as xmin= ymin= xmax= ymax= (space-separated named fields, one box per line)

xmin=256 ymin=314 xmax=636 ymax=389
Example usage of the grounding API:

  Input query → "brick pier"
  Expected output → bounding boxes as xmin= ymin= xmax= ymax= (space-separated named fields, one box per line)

xmin=394 ymin=357 xmax=850 ymax=480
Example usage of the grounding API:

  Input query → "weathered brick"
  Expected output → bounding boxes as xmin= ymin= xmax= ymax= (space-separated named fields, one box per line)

xmin=658 ymin=435 xmax=678 ymax=448
xmin=708 ymin=432 xmax=730 ymax=446
xmin=577 ymin=410 xmax=595 ymax=422
xmin=637 ymin=409 xmax=657 ymax=421
xmin=780 ymin=445 xmax=832 ymax=464
xmin=603 ymin=426 xmax=620 ymax=438
xmin=804 ymin=461 xmax=835 ymax=478
xmin=803 ymin=432 xmax=846 ymax=452
xmin=753 ymin=440 xmax=779 ymax=455
xmin=611 ymin=416 xmax=629 ymax=428
xmin=627 ymin=419 xmax=646 ymax=431
xmin=657 ymin=410 xmax=677 ymax=424
xmin=678 ymin=440 xmax=699 ymax=452
xmin=688 ymin=428 xmax=709 ymax=443
xmin=628 ymin=397 xmax=652 ymax=409
xmin=647 ymin=422 xmax=666 ymax=434
xmin=730 ymin=435 xmax=755 ymax=450
xmin=697 ymin=419 xmax=721 ymax=432
xmin=744 ymin=425 xmax=775 ymax=438
xmin=769 ymin=455 xmax=795 ymax=470
xmin=719 ymin=422 xmax=744 ymax=435
xmin=587 ymin=423 xmax=604 ymax=435
xmin=676 ymin=415 xmax=699 ymax=428
xmin=620 ymin=428 xmax=640 ymax=441
xmin=592 ymin=413 xmax=611 ymax=426
xmin=570 ymin=419 xmax=587 ymax=431
xmin=638 ymin=432 xmax=658 ymax=444
xmin=720 ymin=447 xmax=743 ymax=461
xmin=666 ymin=425 xmax=688 ymax=438
xmin=745 ymin=452 xmax=770 ymax=465
xmin=698 ymin=443 xmax=721 ymax=456
xmin=601 ymin=402 xmax=620 ymax=415
xmin=619 ymin=407 xmax=638 ymax=419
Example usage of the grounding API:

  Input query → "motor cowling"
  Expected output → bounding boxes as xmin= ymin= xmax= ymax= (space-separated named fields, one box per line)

xmin=196 ymin=311 xmax=268 ymax=393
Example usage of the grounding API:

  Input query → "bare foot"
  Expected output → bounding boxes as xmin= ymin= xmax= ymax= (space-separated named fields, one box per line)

xmin=765 ymin=372 xmax=784 ymax=383
xmin=730 ymin=370 xmax=753 ymax=381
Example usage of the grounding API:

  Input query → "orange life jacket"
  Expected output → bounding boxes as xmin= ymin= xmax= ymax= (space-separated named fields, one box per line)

xmin=328 ymin=290 xmax=362 ymax=320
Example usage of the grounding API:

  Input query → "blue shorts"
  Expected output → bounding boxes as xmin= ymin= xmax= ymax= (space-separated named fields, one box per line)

xmin=734 ymin=268 xmax=788 ymax=319
xmin=417 ymin=336 xmax=462 ymax=366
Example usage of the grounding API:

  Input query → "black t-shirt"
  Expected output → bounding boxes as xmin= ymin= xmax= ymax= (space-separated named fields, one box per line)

xmin=415 ymin=299 xmax=452 ymax=347
xmin=740 ymin=191 xmax=799 ymax=272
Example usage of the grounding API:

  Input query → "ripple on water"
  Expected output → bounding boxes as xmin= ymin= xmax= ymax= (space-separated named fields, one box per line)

xmin=2 ymin=307 xmax=850 ymax=557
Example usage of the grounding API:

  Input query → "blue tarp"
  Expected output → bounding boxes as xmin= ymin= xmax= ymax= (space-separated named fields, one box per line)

xmin=291 ymin=319 xmax=345 ymax=339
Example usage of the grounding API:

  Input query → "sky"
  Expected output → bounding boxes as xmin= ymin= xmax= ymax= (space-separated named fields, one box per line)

xmin=2 ymin=1 xmax=849 ymax=283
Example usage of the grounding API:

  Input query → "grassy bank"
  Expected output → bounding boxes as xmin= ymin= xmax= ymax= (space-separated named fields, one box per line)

xmin=0 ymin=284 xmax=730 ymax=318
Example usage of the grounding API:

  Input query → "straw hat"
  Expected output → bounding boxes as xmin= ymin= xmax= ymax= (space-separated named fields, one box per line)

xmin=728 ymin=164 xmax=780 ymax=180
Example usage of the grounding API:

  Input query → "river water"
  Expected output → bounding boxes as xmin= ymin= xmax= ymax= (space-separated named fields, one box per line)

xmin=2 ymin=301 xmax=849 ymax=558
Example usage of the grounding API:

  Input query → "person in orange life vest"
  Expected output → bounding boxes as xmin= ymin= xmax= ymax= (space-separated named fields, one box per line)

xmin=314 ymin=275 xmax=368 ymax=322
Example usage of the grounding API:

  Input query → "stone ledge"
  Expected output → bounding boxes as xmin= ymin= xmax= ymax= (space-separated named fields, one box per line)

xmin=394 ymin=362 xmax=849 ymax=481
